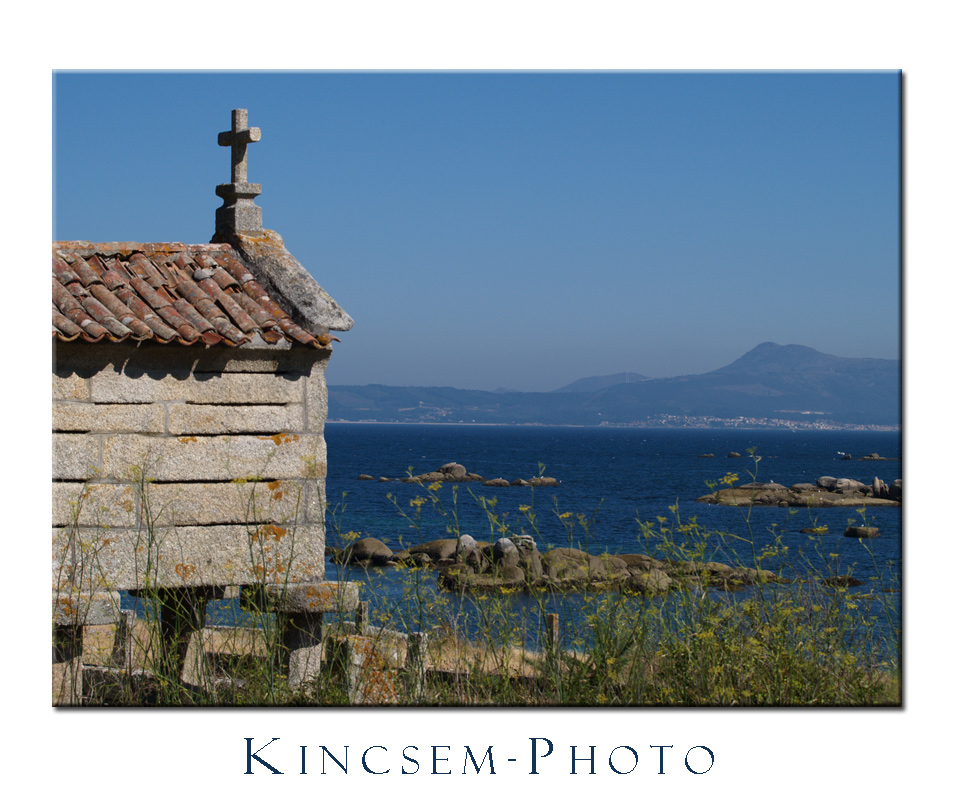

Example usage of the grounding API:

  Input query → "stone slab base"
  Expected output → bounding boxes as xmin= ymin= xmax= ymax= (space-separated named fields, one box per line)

xmin=325 ymin=633 xmax=407 ymax=704
xmin=262 ymin=581 xmax=360 ymax=613
xmin=181 ymin=626 xmax=269 ymax=690
xmin=52 ymin=658 xmax=82 ymax=705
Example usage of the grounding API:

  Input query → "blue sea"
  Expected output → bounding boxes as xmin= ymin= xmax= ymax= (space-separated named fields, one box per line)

xmin=319 ymin=424 xmax=902 ymax=644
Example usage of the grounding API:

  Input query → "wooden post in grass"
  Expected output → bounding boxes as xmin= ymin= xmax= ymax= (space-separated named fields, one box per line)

xmin=545 ymin=612 xmax=560 ymax=650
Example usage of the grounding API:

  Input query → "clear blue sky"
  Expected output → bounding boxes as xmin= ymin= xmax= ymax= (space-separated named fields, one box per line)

xmin=53 ymin=71 xmax=900 ymax=391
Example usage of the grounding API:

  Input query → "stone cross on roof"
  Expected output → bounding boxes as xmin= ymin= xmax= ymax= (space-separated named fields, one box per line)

xmin=218 ymin=108 xmax=261 ymax=184
xmin=214 ymin=109 xmax=264 ymax=237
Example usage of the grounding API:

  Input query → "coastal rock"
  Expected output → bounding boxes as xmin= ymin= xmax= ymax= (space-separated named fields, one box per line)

xmin=456 ymin=535 xmax=488 ymax=572
xmin=392 ymin=549 xmax=434 ymax=567
xmin=519 ymin=549 xmax=544 ymax=582
xmin=844 ymin=526 xmax=880 ymax=539
xmin=822 ymin=575 xmax=864 ymax=587
xmin=402 ymin=463 xmax=482 ymax=484
xmin=393 ymin=462 xmax=561 ymax=487
xmin=407 ymin=539 xmax=460 ymax=562
xmin=888 ymin=479 xmax=902 ymax=501
xmin=401 ymin=471 xmax=445 ymax=484
xmin=716 ymin=567 xmax=780 ymax=589
xmin=358 ymin=474 xmax=374 ymax=480
xmin=440 ymin=462 xmax=467 ymax=480
xmin=790 ymin=483 xmax=819 ymax=493
xmin=389 ymin=540 xmax=795 ymax=596
xmin=490 ymin=565 xmax=526 ymax=587
xmin=541 ymin=547 xmax=594 ymax=582
xmin=492 ymin=538 xmax=520 ymax=568
xmin=617 ymin=554 xmax=665 ymax=571
xmin=834 ymin=478 xmax=869 ymax=494
xmin=594 ymin=554 xmax=630 ymax=579
xmin=665 ymin=560 xmax=781 ymax=589
xmin=510 ymin=533 xmax=538 ymax=552
xmin=540 ymin=548 xmax=626 ymax=584
xmin=338 ymin=537 xmax=394 ymax=566
xmin=457 ymin=534 xmax=479 ymax=557
xmin=468 ymin=553 xmax=491 ymax=574
xmin=727 ymin=452 xmax=742 ymax=458
xmin=699 ymin=477 xmax=901 ymax=508
xmin=436 ymin=562 xmax=472 ymax=590
xmin=482 ymin=535 xmax=544 ymax=581
xmin=743 ymin=481 xmax=790 ymax=492
xmin=438 ymin=562 xmax=526 ymax=591
xmin=872 ymin=477 xmax=888 ymax=499
xmin=622 ymin=568 xmax=672 ymax=594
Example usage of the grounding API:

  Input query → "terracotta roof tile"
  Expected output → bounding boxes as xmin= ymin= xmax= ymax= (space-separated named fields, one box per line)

xmin=52 ymin=243 xmax=334 ymax=349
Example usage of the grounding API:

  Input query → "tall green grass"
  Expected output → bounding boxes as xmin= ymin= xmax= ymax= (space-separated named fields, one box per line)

xmin=58 ymin=453 xmax=901 ymax=706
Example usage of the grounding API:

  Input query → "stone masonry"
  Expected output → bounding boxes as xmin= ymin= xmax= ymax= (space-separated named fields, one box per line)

xmin=53 ymin=110 xmax=357 ymax=698
xmin=52 ymin=339 xmax=331 ymax=592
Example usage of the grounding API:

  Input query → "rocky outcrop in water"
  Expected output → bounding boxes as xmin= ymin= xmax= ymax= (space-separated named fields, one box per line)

xmin=844 ymin=526 xmax=881 ymax=539
xmin=366 ymin=462 xmax=560 ymax=487
xmin=697 ymin=476 xmax=901 ymax=507
xmin=329 ymin=537 xmax=395 ymax=566
xmin=329 ymin=533 xmax=786 ymax=595
xmin=400 ymin=462 xmax=485 ymax=484
xmin=821 ymin=575 xmax=865 ymax=587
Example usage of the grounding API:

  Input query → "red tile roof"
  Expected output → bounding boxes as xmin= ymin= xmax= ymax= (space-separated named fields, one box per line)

xmin=53 ymin=242 xmax=334 ymax=349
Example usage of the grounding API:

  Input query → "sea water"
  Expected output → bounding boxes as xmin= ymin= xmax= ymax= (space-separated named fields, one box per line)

xmin=315 ymin=424 xmax=902 ymax=647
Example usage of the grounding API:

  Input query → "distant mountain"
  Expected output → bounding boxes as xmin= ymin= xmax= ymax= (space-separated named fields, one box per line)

xmin=328 ymin=343 xmax=900 ymax=427
xmin=591 ymin=342 xmax=900 ymax=425
xmin=553 ymin=372 xmax=649 ymax=393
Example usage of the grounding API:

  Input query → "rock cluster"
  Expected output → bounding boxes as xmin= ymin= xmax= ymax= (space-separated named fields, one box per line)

xmin=358 ymin=462 xmax=560 ymax=487
xmin=841 ymin=452 xmax=896 ymax=461
xmin=697 ymin=475 xmax=901 ymax=507
xmin=328 ymin=535 xmax=784 ymax=595
xmin=401 ymin=462 xmax=484 ymax=484
xmin=481 ymin=476 xmax=561 ymax=487
xmin=843 ymin=526 xmax=881 ymax=539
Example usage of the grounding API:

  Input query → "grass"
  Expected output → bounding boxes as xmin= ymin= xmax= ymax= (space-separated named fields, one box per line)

xmin=54 ymin=453 xmax=901 ymax=707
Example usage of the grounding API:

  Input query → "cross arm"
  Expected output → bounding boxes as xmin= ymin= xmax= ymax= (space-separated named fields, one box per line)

xmin=218 ymin=127 xmax=261 ymax=146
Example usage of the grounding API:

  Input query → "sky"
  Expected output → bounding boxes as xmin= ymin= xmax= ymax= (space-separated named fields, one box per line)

xmin=53 ymin=71 xmax=901 ymax=392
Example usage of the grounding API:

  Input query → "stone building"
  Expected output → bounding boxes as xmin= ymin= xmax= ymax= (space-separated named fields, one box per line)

xmin=52 ymin=110 xmax=356 ymax=696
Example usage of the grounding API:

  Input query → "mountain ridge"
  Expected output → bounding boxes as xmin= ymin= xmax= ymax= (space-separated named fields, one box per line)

xmin=553 ymin=371 xmax=650 ymax=393
xmin=328 ymin=343 xmax=900 ymax=427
